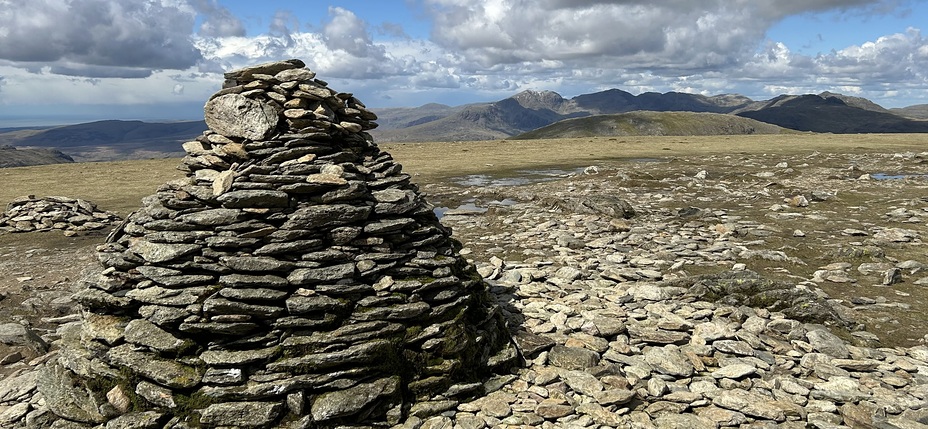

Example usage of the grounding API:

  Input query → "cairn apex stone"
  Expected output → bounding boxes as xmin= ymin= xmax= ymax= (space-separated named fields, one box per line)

xmin=223 ymin=59 xmax=305 ymax=82
xmin=41 ymin=59 xmax=516 ymax=429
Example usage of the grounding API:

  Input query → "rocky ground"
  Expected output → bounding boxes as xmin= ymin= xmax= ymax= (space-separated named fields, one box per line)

xmin=3 ymin=149 xmax=928 ymax=428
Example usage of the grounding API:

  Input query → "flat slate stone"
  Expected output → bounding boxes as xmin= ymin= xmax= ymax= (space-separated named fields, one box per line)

xmin=512 ymin=330 xmax=556 ymax=356
xmin=282 ymin=204 xmax=371 ymax=230
xmin=643 ymin=345 xmax=694 ymax=377
xmin=175 ymin=208 xmax=246 ymax=226
xmin=0 ymin=322 xmax=48 ymax=352
xmin=311 ymin=377 xmax=400 ymax=421
xmin=200 ymin=346 xmax=281 ymax=367
xmin=712 ymin=363 xmax=757 ymax=379
xmin=221 ymin=256 xmax=294 ymax=272
xmin=217 ymin=190 xmax=290 ymax=208
xmin=129 ymin=240 xmax=200 ymax=264
xmin=220 ymin=274 xmax=289 ymax=288
xmin=224 ymin=59 xmax=304 ymax=81
xmin=288 ymin=262 xmax=356 ymax=285
xmin=713 ymin=389 xmax=785 ymax=421
xmin=106 ymin=345 xmax=201 ymax=389
xmin=199 ymin=401 xmax=283 ymax=428
xmin=38 ymin=364 xmax=106 ymax=424
xmin=286 ymin=295 xmax=349 ymax=314
xmin=547 ymin=345 xmax=600 ymax=370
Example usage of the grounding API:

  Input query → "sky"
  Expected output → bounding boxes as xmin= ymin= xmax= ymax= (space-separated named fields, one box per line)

xmin=1 ymin=0 xmax=927 ymax=126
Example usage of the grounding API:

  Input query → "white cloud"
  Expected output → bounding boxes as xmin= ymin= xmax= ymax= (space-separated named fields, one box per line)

xmin=323 ymin=7 xmax=380 ymax=57
xmin=0 ymin=0 xmax=202 ymax=77
xmin=190 ymin=0 xmax=246 ymax=38
xmin=732 ymin=27 xmax=928 ymax=101
xmin=1 ymin=0 xmax=928 ymax=119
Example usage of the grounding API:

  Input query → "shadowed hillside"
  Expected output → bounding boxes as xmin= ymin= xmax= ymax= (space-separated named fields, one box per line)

xmin=892 ymin=104 xmax=928 ymax=120
xmin=511 ymin=111 xmax=786 ymax=139
xmin=0 ymin=120 xmax=205 ymax=161
xmin=0 ymin=145 xmax=74 ymax=168
xmin=736 ymin=95 xmax=928 ymax=133
xmin=373 ymin=89 xmax=928 ymax=142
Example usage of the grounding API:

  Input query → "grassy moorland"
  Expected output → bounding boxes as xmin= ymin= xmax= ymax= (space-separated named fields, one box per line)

xmin=2 ymin=133 xmax=928 ymax=346
xmin=0 ymin=133 xmax=926 ymax=216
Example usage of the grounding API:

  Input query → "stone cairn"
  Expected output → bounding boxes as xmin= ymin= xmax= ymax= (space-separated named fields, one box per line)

xmin=0 ymin=196 xmax=121 ymax=234
xmin=38 ymin=59 xmax=516 ymax=428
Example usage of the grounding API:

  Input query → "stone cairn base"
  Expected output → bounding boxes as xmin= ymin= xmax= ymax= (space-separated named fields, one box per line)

xmin=38 ymin=59 xmax=517 ymax=428
xmin=0 ymin=196 xmax=121 ymax=234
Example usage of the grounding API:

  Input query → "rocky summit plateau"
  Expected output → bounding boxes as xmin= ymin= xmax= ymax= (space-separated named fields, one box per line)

xmin=1 ymin=62 xmax=928 ymax=429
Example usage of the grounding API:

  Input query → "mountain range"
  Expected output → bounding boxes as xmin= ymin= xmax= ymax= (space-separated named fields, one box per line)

xmin=0 ymin=120 xmax=207 ymax=162
xmin=1 ymin=89 xmax=927 ymax=166
xmin=369 ymin=89 xmax=928 ymax=142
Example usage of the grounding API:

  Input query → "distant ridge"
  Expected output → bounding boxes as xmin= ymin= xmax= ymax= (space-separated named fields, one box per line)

xmin=0 ymin=145 xmax=74 ymax=168
xmin=0 ymin=120 xmax=205 ymax=161
xmin=372 ymin=89 xmax=928 ymax=142
xmin=735 ymin=95 xmax=928 ymax=133
xmin=511 ymin=111 xmax=786 ymax=140
xmin=891 ymin=104 xmax=928 ymax=120
xmin=2 ymin=89 xmax=926 ymax=161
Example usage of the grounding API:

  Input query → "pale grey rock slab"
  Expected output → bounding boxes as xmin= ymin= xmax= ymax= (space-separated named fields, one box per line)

xmin=0 ymin=322 xmax=48 ymax=353
xmin=593 ymin=388 xmax=636 ymax=406
xmin=220 ymin=256 xmax=294 ymax=270
xmin=0 ymin=370 xmax=39 ymax=403
xmin=217 ymin=190 xmax=290 ymax=208
xmin=693 ymin=321 xmax=735 ymax=341
xmin=103 ymin=411 xmax=166 ymax=429
xmin=562 ymin=370 xmax=604 ymax=396
xmin=199 ymin=401 xmax=283 ymax=428
xmin=135 ymin=380 xmax=176 ymax=409
xmin=0 ymin=402 xmax=31 ymax=426
xmin=106 ymin=345 xmax=201 ymax=389
xmin=175 ymin=208 xmax=246 ymax=226
xmin=712 ymin=363 xmax=757 ymax=379
xmin=129 ymin=240 xmax=200 ymax=263
xmin=37 ymin=364 xmax=107 ymax=424
xmin=811 ymin=376 xmax=870 ymax=403
xmin=205 ymin=93 xmax=279 ymax=141
xmin=200 ymin=346 xmax=281 ymax=367
xmin=712 ymin=388 xmax=785 ymax=421
xmin=806 ymin=328 xmax=850 ymax=359
xmin=287 ymin=262 xmax=356 ymax=285
xmin=652 ymin=413 xmax=717 ymax=429
xmin=643 ymin=345 xmax=694 ymax=377
xmin=713 ymin=339 xmax=755 ymax=356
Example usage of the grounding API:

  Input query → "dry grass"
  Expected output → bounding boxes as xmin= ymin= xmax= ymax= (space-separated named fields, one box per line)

xmin=0 ymin=158 xmax=185 ymax=215
xmin=1 ymin=133 xmax=927 ymax=215
xmin=384 ymin=133 xmax=928 ymax=179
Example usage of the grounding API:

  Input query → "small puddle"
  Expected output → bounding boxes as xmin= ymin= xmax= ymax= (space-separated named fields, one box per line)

xmin=453 ymin=167 xmax=586 ymax=187
xmin=872 ymin=173 xmax=928 ymax=180
xmin=628 ymin=157 xmax=668 ymax=163
xmin=434 ymin=199 xmax=518 ymax=219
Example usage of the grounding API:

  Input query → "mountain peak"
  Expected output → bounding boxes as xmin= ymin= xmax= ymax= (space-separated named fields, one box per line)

xmin=509 ymin=89 xmax=567 ymax=110
xmin=817 ymin=91 xmax=890 ymax=113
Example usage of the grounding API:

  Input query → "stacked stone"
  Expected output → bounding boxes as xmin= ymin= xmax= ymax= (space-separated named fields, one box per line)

xmin=38 ymin=59 xmax=515 ymax=429
xmin=0 ymin=196 xmax=121 ymax=234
